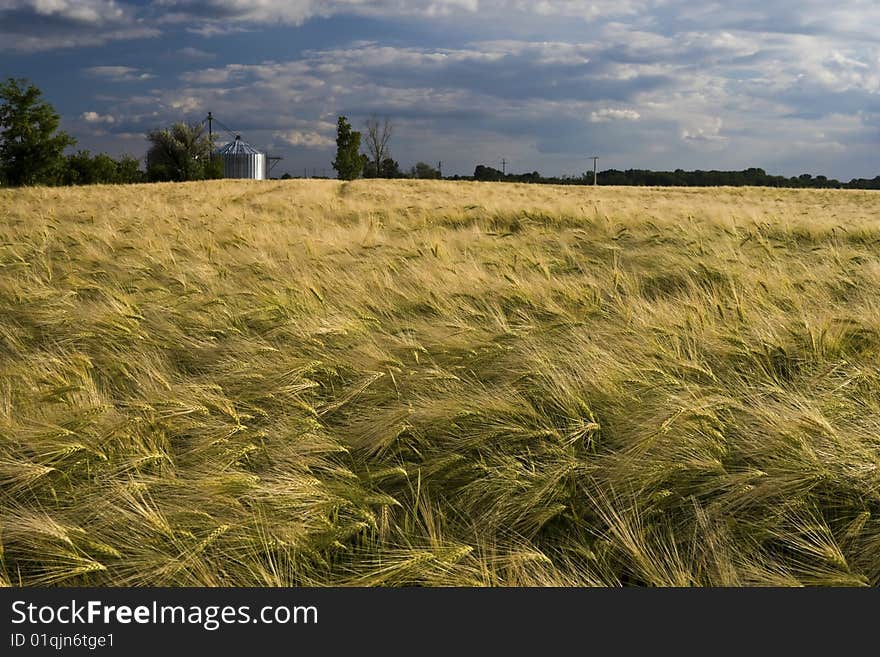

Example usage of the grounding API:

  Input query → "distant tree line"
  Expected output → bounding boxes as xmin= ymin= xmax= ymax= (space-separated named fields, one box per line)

xmin=592 ymin=168 xmax=880 ymax=189
xmin=462 ymin=164 xmax=880 ymax=190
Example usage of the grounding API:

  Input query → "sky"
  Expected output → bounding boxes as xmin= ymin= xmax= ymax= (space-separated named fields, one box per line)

xmin=1 ymin=0 xmax=879 ymax=180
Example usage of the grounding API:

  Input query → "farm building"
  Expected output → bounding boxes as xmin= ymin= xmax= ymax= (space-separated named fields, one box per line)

xmin=216 ymin=135 xmax=266 ymax=180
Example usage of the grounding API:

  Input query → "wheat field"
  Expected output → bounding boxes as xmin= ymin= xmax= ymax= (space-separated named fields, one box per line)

xmin=2 ymin=179 xmax=880 ymax=586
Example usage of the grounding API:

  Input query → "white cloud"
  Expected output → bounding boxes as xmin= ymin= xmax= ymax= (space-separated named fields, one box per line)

xmin=0 ymin=26 xmax=158 ymax=52
xmin=4 ymin=0 xmax=126 ymax=23
xmin=184 ymin=23 xmax=253 ymax=37
xmin=681 ymin=117 xmax=726 ymax=143
xmin=507 ymin=0 xmax=649 ymax=19
xmin=811 ymin=48 xmax=880 ymax=93
xmin=299 ymin=43 xmax=509 ymax=69
xmin=81 ymin=111 xmax=116 ymax=123
xmin=470 ymin=40 xmax=592 ymax=65
xmin=0 ymin=0 xmax=156 ymax=51
xmin=154 ymin=0 xmax=649 ymax=26
xmin=169 ymin=96 xmax=203 ymax=113
xmin=84 ymin=65 xmax=154 ymax=81
xmin=274 ymin=130 xmax=335 ymax=149
xmin=178 ymin=46 xmax=215 ymax=59
xmin=590 ymin=108 xmax=640 ymax=122
xmin=155 ymin=0 xmax=483 ymax=26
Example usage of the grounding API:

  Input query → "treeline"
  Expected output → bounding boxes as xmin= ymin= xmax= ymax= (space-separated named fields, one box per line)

xmin=457 ymin=165 xmax=880 ymax=189
xmin=596 ymin=168 xmax=880 ymax=189
xmin=2 ymin=148 xmax=145 ymax=187
xmin=62 ymin=151 xmax=144 ymax=185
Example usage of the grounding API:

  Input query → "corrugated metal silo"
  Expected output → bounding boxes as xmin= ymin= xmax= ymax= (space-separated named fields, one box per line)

xmin=217 ymin=134 xmax=266 ymax=180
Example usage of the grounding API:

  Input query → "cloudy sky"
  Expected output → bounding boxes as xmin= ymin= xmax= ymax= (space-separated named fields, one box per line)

xmin=2 ymin=0 xmax=879 ymax=179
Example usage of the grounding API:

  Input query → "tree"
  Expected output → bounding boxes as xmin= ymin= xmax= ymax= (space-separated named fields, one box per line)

xmin=0 ymin=78 xmax=75 ymax=186
xmin=116 ymin=155 xmax=144 ymax=184
xmin=203 ymin=155 xmax=223 ymax=180
xmin=379 ymin=157 xmax=402 ymax=178
xmin=62 ymin=151 xmax=144 ymax=185
xmin=474 ymin=164 xmax=504 ymax=182
xmin=63 ymin=150 xmax=94 ymax=185
xmin=145 ymin=121 xmax=214 ymax=182
xmin=64 ymin=150 xmax=119 ymax=185
xmin=363 ymin=115 xmax=393 ymax=178
xmin=332 ymin=116 xmax=365 ymax=181
xmin=410 ymin=161 xmax=440 ymax=179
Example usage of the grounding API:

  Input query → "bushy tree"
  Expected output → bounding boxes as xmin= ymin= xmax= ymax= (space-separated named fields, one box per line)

xmin=474 ymin=164 xmax=504 ymax=182
xmin=116 ymin=155 xmax=144 ymax=184
xmin=410 ymin=161 xmax=440 ymax=179
xmin=379 ymin=157 xmax=402 ymax=178
xmin=64 ymin=150 xmax=116 ymax=185
xmin=145 ymin=121 xmax=214 ymax=182
xmin=332 ymin=116 xmax=365 ymax=180
xmin=363 ymin=156 xmax=402 ymax=179
xmin=0 ymin=78 xmax=75 ymax=186
xmin=62 ymin=150 xmax=144 ymax=185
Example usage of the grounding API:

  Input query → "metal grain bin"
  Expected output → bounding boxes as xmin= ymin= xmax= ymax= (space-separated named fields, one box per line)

xmin=217 ymin=135 xmax=266 ymax=180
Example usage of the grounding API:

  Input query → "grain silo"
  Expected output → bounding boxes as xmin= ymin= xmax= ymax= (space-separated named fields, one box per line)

xmin=217 ymin=134 xmax=266 ymax=180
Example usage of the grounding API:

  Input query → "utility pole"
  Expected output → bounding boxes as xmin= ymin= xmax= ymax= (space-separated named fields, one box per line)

xmin=206 ymin=111 xmax=214 ymax=161
xmin=590 ymin=156 xmax=599 ymax=186
xmin=501 ymin=158 xmax=506 ymax=176
xmin=438 ymin=161 xmax=442 ymax=178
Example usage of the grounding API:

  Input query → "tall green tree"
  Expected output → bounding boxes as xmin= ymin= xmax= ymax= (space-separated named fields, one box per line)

xmin=332 ymin=116 xmax=365 ymax=181
xmin=145 ymin=121 xmax=214 ymax=182
xmin=0 ymin=78 xmax=75 ymax=186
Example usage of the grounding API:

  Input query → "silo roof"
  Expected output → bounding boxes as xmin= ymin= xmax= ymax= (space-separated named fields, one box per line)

xmin=217 ymin=135 xmax=262 ymax=155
